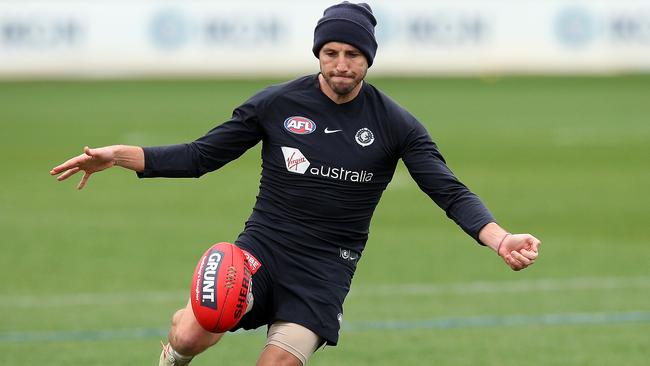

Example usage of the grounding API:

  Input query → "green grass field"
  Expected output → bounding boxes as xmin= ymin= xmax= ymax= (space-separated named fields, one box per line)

xmin=1 ymin=76 xmax=649 ymax=365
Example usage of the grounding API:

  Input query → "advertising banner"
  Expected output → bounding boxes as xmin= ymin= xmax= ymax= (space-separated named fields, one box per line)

xmin=1 ymin=0 xmax=649 ymax=77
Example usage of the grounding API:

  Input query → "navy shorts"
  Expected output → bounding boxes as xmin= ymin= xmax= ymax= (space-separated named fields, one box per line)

xmin=229 ymin=227 xmax=359 ymax=346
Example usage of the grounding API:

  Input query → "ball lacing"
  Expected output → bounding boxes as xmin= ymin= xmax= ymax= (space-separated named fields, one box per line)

xmin=225 ymin=266 xmax=237 ymax=289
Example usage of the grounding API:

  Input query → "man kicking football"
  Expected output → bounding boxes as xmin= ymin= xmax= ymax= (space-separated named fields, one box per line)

xmin=50 ymin=2 xmax=541 ymax=365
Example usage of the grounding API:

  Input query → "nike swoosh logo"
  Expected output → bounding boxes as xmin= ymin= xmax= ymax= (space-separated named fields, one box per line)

xmin=324 ymin=128 xmax=342 ymax=134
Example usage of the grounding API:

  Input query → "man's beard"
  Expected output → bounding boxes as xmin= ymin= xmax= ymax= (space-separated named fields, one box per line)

xmin=321 ymin=69 xmax=367 ymax=96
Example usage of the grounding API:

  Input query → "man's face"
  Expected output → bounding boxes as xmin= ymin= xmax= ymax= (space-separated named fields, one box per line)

xmin=319 ymin=42 xmax=368 ymax=96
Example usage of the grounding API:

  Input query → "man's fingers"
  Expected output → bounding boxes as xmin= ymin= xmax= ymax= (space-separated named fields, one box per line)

xmin=510 ymin=251 xmax=533 ymax=266
xmin=77 ymin=172 xmax=91 ymax=190
xmin=50 ymin=147 xmax=96 ymax=176
xmin=519 ymin=249 xmax=538 ymax=261
xmin=529 ymin=239 xmax=541 ymax=253
xmin=503 ymin=254 xmax=524 ymax=271
xmin=50 ymin=156 xmax=82 ymax=175
xmin=56 ymin=167 xmax=81 ymax=181
xmin=51 ymin=147 xmax=96 ymax=174
xmin=504 ymin=249 xmax=538 ymax=271
xmin=525 ymin=236 xmax=541 ymax=253
xmin=498 ymin=233 xmax=541 ymax=271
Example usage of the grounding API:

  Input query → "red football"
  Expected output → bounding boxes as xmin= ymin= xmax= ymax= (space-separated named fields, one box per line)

xmin=190 ymin=242 xmax=252 ymax=333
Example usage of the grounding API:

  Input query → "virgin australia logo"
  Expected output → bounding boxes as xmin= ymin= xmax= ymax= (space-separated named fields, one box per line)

xmin=281 ymin=147 xmax=310 ymax=174
xmin=280 ymin=146 xmax=374 ymax=182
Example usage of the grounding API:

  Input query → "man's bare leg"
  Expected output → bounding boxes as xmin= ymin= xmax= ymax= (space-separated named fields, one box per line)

xmin=256 ymin=322 xmax=322 ymax=366
xmin=159 ymin=300 xmax=224 ymax=366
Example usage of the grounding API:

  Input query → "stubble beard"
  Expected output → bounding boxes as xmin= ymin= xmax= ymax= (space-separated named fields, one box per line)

xmin=322 ymin=69 xmax=367 ymax=96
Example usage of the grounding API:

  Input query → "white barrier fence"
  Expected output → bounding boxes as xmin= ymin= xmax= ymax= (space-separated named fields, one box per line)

xmin=1 ymin=0 xmax=649 ymax=77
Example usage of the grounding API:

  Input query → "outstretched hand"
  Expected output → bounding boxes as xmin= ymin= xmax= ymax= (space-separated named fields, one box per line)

xmin=50 ymin=146 xmax=116 ymax=189
xmin=497 ymin=234 xmax=541 ymax=271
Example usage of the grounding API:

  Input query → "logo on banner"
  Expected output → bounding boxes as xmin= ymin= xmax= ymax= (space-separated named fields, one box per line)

xmin=555 ymin=8 xmax=596 ymax=47
xmin=150 ymin=10 xmax=190 ymax=50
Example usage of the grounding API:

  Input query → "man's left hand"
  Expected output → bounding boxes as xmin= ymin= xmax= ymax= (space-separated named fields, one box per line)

xmin=498 ymin=234 xmax=541 ymax=271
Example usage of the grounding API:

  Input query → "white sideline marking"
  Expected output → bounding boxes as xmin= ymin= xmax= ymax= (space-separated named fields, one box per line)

xmin=348 ymin=276 xmax=650 ymax=297
xmin=342 ymin=311 xmax=650 ymax=332
xmin=0 ymin=276 xmax=648 ymax=308
xmin=1 ymin=311 xmax=649 ymax=343
xmin=0 ymin=291 xmax=187 ymax=308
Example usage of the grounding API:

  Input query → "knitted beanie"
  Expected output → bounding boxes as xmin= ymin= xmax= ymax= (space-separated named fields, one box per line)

xmin=312 ymin=2 xmax=378 ymax=66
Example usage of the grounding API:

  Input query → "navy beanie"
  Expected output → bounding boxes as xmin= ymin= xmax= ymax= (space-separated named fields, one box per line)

xmin=312 ymin=1 xmax=378 ymax=67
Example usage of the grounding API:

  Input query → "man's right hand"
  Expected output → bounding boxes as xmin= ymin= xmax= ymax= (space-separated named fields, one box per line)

xmin=50 ymin=145 xmax=144 ymax=190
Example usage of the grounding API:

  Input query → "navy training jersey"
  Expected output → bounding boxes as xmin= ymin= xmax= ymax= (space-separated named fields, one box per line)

xmin=138 ymin=74 xmax=494 ymax=255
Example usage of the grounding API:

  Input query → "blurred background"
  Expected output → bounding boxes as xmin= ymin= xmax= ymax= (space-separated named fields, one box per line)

xmin=1 ymin=0 xmax=649 ymax=365
xmin=2 ymin=0 xmax=650 ymax=77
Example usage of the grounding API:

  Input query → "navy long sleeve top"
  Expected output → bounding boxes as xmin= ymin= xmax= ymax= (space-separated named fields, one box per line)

xmin=138 ymin=74 xmax=494 ymax=254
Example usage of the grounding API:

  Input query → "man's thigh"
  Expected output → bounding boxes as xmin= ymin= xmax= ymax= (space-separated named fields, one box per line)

xmin=260 ymin=321 xmax=323 ymax=365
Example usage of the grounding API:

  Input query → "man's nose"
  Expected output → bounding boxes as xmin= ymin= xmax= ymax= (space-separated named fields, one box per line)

xmin=335 ymin=55 xmax=349 ymax=72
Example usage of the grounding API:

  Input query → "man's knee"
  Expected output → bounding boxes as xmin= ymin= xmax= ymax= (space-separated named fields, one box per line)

xmin=169 ymin=301 xmax=223 ymax=356
xmin=171 ymin=308 xmax=185 ymax=327
xmin=169 ymin=329 xmax=205 ymax=356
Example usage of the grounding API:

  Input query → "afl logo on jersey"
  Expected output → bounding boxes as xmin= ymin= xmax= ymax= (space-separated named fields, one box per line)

xmin=284 ymin=116 xmax=316 ymax=135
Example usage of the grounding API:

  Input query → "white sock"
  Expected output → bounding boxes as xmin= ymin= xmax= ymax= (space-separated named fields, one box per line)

xmin=166 ymin=344 xmax=194 ymax=366
xmin=173 ymin=348 xmax=193 ymax=364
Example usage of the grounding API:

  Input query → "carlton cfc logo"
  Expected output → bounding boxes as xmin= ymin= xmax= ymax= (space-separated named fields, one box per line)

xmin=284 ymin=116 xmax=316 ymax=135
